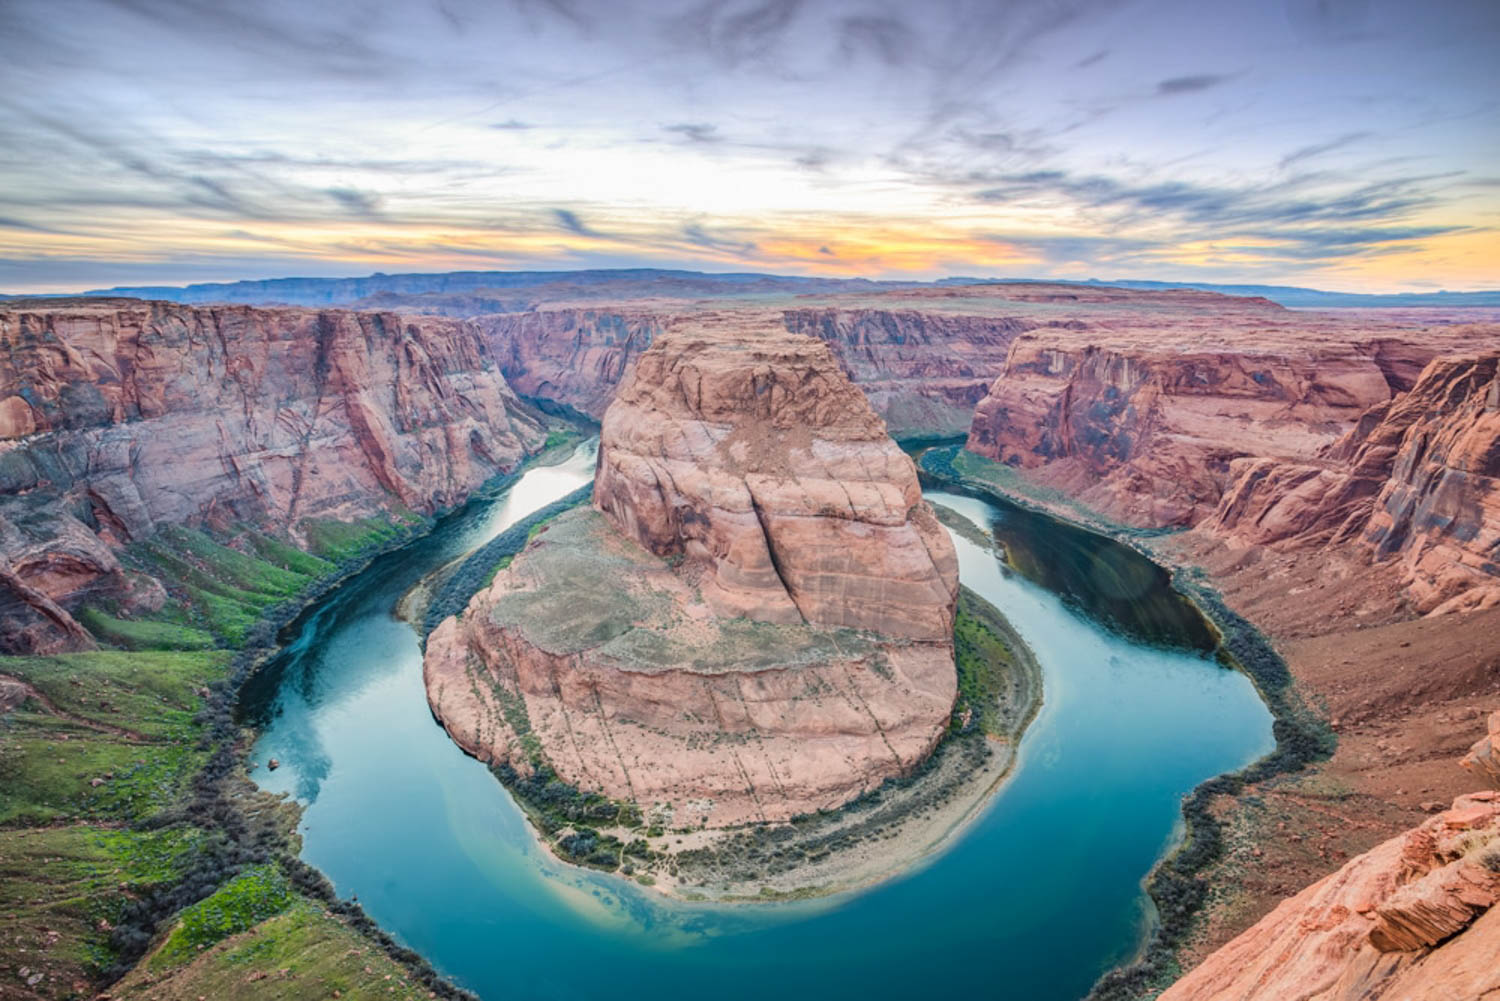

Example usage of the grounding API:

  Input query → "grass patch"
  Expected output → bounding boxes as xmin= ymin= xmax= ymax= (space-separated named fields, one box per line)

xmin=115 ymin=900 xmax=438 ymax=1001
xmin=151 ymin=864 xmax=294 ymax=968
xmin=0 ymin=722 xmax=205 ymax=825
xmin=953 ymin=591 xmax=1024 ymax=737
xmin=0 ymin=649 xmax=227 ymax=738
xmin=79 ymin=607 xmax=217 ymax=651
xmin=0 ymin=825 xmax=202 ymax=984
xmin=300 ymin=512 xmax=422 ymax=563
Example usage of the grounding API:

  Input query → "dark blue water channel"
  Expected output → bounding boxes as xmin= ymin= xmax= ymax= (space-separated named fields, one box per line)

xmin=242 ymin=441 xmax=1273 ymax=1001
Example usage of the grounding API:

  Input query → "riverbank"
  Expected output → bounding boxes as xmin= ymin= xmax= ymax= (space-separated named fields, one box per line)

xmin=916 ymin=445 xmax=1335 ymax=1001
xmin=0 ymin=430 xmax=591 ymax=1000
xmin=603 ymin=584 xmax=1042 ymax=903
xmin=419 ymin=487 xmax=1045 ymax=903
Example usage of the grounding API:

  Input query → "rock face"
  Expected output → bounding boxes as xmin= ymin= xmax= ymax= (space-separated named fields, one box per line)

xmin=967 ymin=339 xmax=1397 ymax=527
xmin=594 ymin=321 xmax=959 ymax=640
xmin=424 ymin=322 xmax=959 ymax=828
xmin=1161 ymin=724 xmax=1500 ymax=1001
xmin=1464 ymin=712 xmax=1500 ymax=788
xmin=0 ymin=300 xmax=544 ymax=652
xmin=964 ymin=305 xmax=1497 ymax=530
xmin=781 ymin=308 xmax=1034 ymax=435
xmin=473 ymin=302 xmax=1035 ymax=435
xmin=476 ymin=308 xmax=667 ymax=418
xmin=1205 ymin=352 xmax=1500 ymax=614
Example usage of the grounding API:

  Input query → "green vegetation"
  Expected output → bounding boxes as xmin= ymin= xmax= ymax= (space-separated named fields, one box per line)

xmin=152 ymin=864 xmax=294 ymax=967
xmin=300 ymin=512 xmax=423 ymax=563
xmin=953 ymin=588 xmax=1040 ymax=739
xmin=78 ymin=607 xmax=217 ymax=650
xmin=114 ymin=900 xmax=439 ymax=1001
xmin=423 ymin=483 xmax=592 ymax=634
xmin=542 ymin=429 xmax=578 ymax=451
xmin=2 ymin=500 xmax=491 ymax=998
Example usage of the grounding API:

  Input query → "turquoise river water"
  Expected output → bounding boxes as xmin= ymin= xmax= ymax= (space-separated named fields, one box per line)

xmin=242 ymin=440 xmax=1273 ymax=1001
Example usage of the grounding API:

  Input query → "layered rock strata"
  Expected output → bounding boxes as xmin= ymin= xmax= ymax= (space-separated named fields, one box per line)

xmin=1205 ymin=352 xmax=1500 ymax=614
xmin=0 ymin=300 xmax=544 ymax=652
xmin=1161 ymin=716 xmax=1500 ymax=1001
xmin=964 ymin=313 xmax=1496 ymax=530
xmin=475 ymin=299 xmax=1043 ymax=435
xmin=425 ymin=323 xmax=960 ymax=828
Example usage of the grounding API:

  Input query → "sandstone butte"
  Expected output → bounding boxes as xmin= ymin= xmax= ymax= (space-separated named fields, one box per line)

xmin=423 ymin=319 xmax=961 ymax=828
xmin=1159 ymin=712 xmax=1500 ymax=1001
xmin=0 ymin=299 xmax=545 ymax=653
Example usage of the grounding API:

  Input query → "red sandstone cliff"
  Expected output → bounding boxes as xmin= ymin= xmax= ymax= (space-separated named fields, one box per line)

xmin=473 ymin=300 xmax=1039 ymax=436
xmin=1160 ymin=714 xmax=1500 ymax=1001
xmin=780 ymin=307 xmax=1036 ymax=435
xmin=424 ymin=320 xmax=959 ymax=828
xmin=593 ymin=318 xmax=959 ymax=639
xmin=475 ymin=307 xmax=666 ymax=418
xmin=0 ymin=300 xmax=544 ymax=652
xmin=1205 ymin=352 xmax=1500 ymax=614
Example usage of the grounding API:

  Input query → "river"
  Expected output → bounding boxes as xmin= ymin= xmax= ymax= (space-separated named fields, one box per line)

xmin=242 ymin=440 xmax=1273 ymax=1001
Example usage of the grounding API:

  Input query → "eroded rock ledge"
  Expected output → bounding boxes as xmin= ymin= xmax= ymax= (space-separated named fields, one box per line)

xmin=1161 ymin=713 xmax=1500 ymax=1001
xmin=424 ymin=323 xmax=961 ymax=834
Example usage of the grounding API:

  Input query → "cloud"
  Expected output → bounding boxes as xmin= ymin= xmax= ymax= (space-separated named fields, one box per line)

xmin=1156 ymin=74 xmax=1232 ymax=96
xmin=837 ymin=15 xmax=914 ymax=66
xmin=326 ymin=187 xmax=383 ymax=218
xmin=663 ymin=122 xmax=721 ymax=143
xmin=1279 ymin=131 xmax=1371 ymax=170
xmin=551 ymin=208 xmax=602 ymax=236
xmin=972 ymin=168 xmax=1448 ymax=231
xmin=682 ymin=222 xmax=757 ymax=255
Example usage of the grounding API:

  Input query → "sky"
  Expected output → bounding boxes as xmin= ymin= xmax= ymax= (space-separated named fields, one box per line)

xmin=1 ymin=0 xmax=1497 ymax=293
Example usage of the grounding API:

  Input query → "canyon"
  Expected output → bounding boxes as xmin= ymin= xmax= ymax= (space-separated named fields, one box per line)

xmin=423 ymin=321 xmax=963 ymax=836
xmin=2 ymin=276 xmax=1497 ymax=997
xmin=0 ymin=299 xmax=545 ymax=653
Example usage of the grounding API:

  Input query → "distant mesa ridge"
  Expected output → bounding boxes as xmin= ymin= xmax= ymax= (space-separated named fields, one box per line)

xmin=2 ymin=267 xmax=1495 ymax=309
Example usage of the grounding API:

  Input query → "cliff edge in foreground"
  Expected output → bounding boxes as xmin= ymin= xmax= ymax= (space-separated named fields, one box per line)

xmin=1160 ymin=711 xmax=1500 ymax=1001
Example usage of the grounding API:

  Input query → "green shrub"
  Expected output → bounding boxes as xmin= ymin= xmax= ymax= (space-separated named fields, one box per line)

xmin=151 ymin=864 xmax=293 ymax=967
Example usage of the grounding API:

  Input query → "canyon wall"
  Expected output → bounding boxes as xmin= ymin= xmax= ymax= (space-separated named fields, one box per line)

xmin=425 ymin=321 xmax=959 ymax=827
xmin=1205 ymin=352 xmax=1500 ymax=614
xmin=1160 ymin=715 xmax=1500 ymax=1001
xmin=966 ymin=338 xmax=1398 ymax=527
xmin=475 ymin=308 xmax=666 ymax=419
xmin=472 ymin=303 xmax=1035 ymax=435
xmin=0 ymin=300 xmax=544 ymax=652
xmin=781 ymin=307 xmax=1034 ymax=435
